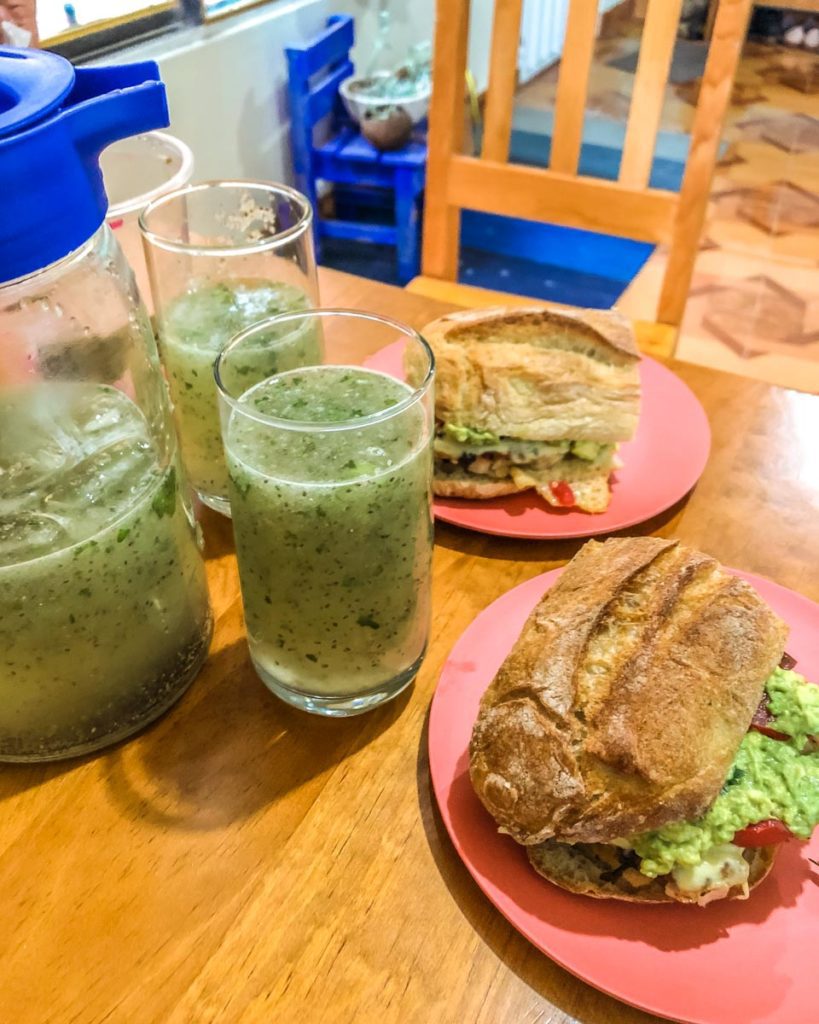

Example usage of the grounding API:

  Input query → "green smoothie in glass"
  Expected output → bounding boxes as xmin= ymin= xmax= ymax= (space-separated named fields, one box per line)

xmin=223 ymin=365 xmax=433 ymax=711
xmin=160 ymin=278 xmax=319 ymax=510
xmin=0 ymin=383 xmax=212 ymax=760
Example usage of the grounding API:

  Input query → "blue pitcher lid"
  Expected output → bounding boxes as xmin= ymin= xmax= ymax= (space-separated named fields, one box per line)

xmin=0 ymin=48 xmax=76 ymax=135
xmin=0 ymin=47 xmax=170 ymax=284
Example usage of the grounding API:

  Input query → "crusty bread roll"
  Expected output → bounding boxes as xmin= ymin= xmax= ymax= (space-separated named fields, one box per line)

xmin=527 ymin=840 xmax=776 ymax=904
xmin=423 ymin=306 xmax=641 ymax=443
xmin=469 ymin=537 xmax=788 ymax=847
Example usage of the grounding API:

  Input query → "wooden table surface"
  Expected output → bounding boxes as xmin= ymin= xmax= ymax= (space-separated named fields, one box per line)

xmin=3 ymin=267 xmax=819 ymax=1024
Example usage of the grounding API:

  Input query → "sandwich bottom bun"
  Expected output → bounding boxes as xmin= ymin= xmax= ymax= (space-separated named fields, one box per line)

xmin=527 ymin=840 xmax=777 ymax=906
xmin=433 ymin=468 xmax=523 ymax=501
xmin=433 ymin=465 xmax=613 ymax=513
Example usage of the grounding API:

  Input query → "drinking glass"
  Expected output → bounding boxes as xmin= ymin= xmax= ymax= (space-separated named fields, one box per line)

xmin=101 ymin=131 xmax=194 ymax=310
xmin=140 ymin=180 xmax=318 ymax=514
xmin=215 ymin=309 xmax=435 ymax=717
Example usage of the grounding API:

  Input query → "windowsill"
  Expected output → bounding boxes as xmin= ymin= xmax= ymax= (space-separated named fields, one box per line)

xmin=202 ymin=0 xmax=276 ymax=25
xmin=41 ymin=3 xmax=171 ymax=49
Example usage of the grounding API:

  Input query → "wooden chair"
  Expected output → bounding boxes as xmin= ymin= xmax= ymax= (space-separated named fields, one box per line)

xmin=412 ymin=0 xmax=753 ymax=344
xmin=285 ymin=15 xmax=427 ymax=284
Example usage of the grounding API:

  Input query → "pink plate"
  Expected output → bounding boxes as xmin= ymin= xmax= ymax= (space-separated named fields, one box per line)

xmin=434 ymin=357 xmax=711 ymax=539
xmin=429 ymin=567 xmax=819 ymax=1024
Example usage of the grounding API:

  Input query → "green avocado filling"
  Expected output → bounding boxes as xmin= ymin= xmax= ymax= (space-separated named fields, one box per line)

xmin=630 ymin=669 xmax=819 ymax=878
xmin=767 ymin=667 xmax=819 ymax=748
xmin=437 ymin=424 xmax=611 ymax=463
xmin=570 ymin=439 xmax=603 ymax=461
xmin=443 ymin=423 xmax=501 ymax=446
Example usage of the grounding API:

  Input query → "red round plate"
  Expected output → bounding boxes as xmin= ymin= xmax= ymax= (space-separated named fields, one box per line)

xmin=429 ymin=567 xmax=819 ymax=1024
xmin=434 ymin=357 xmax=711 ymax=539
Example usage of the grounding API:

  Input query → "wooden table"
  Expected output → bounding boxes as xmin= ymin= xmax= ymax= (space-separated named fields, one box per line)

xmin=3 ymin=268 xmax=819 ymax=1024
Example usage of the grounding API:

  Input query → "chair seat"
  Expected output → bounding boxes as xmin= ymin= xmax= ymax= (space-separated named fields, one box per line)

xmin=406 ymin=275 xmax=570 ymax=311
xmin=405 ymin=276 xmax=677 ymax=359
xmin=315 ymin=128 xmax=427 ymax=168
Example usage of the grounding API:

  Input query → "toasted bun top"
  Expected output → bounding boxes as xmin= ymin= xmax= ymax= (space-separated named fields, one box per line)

xmin=469 ymin=538 xmax=788 ymax=845
xmin=425 ymin=306 xmax=640 ymax=359
xmin=421 ymin=306 xmax=640 ymax=443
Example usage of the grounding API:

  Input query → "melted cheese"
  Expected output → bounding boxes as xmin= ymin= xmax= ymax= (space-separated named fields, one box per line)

xmin=671 ymin=843 xmax=749 ymax=896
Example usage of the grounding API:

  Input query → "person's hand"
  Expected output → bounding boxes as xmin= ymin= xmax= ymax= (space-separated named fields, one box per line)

xmin=0 ymin=0 xmax=39 ymax=46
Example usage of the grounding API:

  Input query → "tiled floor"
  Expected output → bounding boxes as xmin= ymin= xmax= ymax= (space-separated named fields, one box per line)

xmin=516 ymin=28 xmax=819 ymax=393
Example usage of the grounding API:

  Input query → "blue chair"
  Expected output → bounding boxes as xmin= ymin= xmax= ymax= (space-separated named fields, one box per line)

xmin=285 ymin=14 xmax=427 ymax=285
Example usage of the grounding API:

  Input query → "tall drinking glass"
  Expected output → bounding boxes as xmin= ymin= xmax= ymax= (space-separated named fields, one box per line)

xmin=215 ymin=309 xmax=435 ymax=717
xmin=140 ymin=181 xmax=318 ymax=515
xmin=102 ymin=131 xmax=194 ymax=310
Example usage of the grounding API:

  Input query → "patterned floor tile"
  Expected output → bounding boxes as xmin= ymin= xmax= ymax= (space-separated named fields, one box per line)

xmin=693 ymin=275 xmax=814 ymax=356
xmin=735 ymin=181 xmax=819 ymax=235
xmin=738 ymin=112 xmax=819 ymax=152
xmin=588 ymin=89 xmax=633 ymax=120
xmin=674 ymin=78 xmax=766 ymax=109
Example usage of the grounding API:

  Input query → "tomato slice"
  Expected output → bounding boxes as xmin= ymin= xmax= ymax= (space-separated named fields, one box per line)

xmin=749 ymin=696 xmax=789 ymax=741
xmin=751 ymin=723 xmax=790 ymax=741
xmin=733 ymin=819 xmax=794 ymax=847
xmin=549 ymin=481 xmax=575 ymax=507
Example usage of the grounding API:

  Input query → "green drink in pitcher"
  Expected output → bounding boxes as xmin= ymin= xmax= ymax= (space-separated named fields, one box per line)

xmin=0 ymin=383 xmax=212 ymax=759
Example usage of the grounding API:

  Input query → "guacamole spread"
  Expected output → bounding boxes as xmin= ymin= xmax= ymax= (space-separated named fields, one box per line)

xmin=443 ymin=424 xmax=500 ymax=446
xmin=571 ymin=440 xmax=605 ymax=461
xmin=438 ymin=425 xmax=611 ymax=463
xmin=767 ymin=666 xmax=819 ymax=748
xmin=630 ymin=669 xmax=819 ymax=878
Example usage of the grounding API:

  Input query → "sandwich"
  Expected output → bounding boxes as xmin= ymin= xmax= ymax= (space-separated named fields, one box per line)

xmin=422 ymin=307 xmax=641 ymax=513
xmin=470 ymin=537 xmax=819 ymax=906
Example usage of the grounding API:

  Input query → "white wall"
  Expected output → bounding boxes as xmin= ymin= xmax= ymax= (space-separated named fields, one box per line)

xmin=328 ymin=0 xmax=496 ymax=91
xmin=466 ymin=0 xmax=497 ymax=94
xmin=91 ymin=0 xmax=497 ymax=183
xmin=519 ymin=0 xmax=568 ymax=83
xmin=92 ymin=0 xmax=330 ymax=181
xmin=330 ymin=0 xmax=433 ymax=71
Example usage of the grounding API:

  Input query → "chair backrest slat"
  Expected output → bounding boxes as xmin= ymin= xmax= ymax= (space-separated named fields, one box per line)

xmin=658 ymin=0 xmax=752 ymax=324
xmin=285 ymin=13 xmax=354 ymax=84
xmin=423 ymin=0 xmax=471 ymax=280
xmin=308 ymin=59 xmax=355 ymax=126
xmin=449 ymin=156 xmax=677 ymax=242
xmin=618 ymin=0 xmax=684 ymax=188
xmin=549 ymin=0 xmax=598 ymax=174
xmin=481 ymin=0 xmax=524 ymax=162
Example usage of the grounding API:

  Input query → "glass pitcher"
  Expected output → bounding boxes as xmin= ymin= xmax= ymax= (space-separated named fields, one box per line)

xmin=0 ymin=48 xmax=212 ymax=761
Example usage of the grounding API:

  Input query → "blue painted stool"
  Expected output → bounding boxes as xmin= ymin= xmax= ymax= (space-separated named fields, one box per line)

xmin=285 ymin=14 xmax=427 ymax=285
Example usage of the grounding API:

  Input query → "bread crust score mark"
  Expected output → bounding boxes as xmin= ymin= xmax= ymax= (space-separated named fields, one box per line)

xmin=422 ymin=306 xmax=641 ymax=512
xmin=469 ymin=537 xmax=788 ymax=848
